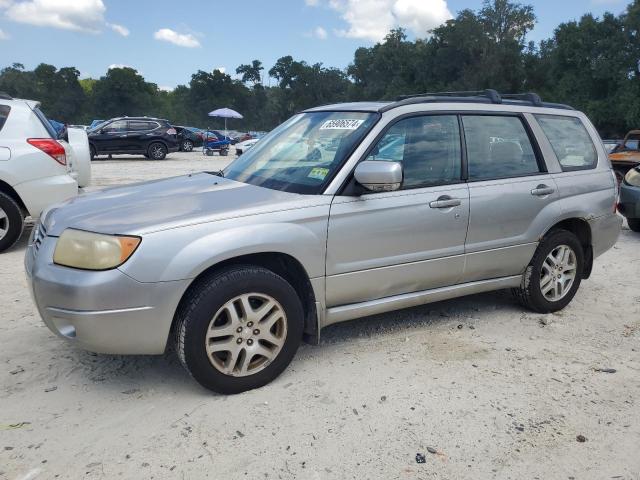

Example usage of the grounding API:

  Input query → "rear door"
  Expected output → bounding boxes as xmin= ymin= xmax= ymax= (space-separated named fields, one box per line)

xmin=326 ymin=114 xmax=470 ymax=307
xmin=461 ymin=114 xmax=560 ymax=283
xmin=126 ymin=120 xmax=157 ymax=152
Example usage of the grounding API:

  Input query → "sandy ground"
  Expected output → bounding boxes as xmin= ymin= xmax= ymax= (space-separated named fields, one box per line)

xmin=1 ymin=150 xmax=639 ymax=480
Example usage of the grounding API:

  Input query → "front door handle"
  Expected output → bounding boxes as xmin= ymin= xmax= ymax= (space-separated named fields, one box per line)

xmin=429 ymin=196 xmax=461 ymax=209
xmin=531 ymin=184 xmax=555 ymax=196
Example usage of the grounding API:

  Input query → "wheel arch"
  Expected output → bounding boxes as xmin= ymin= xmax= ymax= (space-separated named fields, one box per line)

xmin=0 ymin=179 xmax=27 ymax=213
xmin=543 ymin=217 xmax=593 ymax=279
xmin=171 ymin=252 xmax=319 ymax=346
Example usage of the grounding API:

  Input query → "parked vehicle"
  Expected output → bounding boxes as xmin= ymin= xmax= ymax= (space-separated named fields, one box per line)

xmin=88 ymin=117 xmax=179 ymax=160
xmin=618 ymin=165 xmax=640 ymax=232
xmin=609 ymin=130 xmax=640 ymax=183
xmin=0 ymin=93 xmax=78 ymax=252
xmin=25 ymin=90 xmax=621 ymax=394
xmin=235 ymin=138 xmax=259 ymax=155
xmin=233 ymin=132 xmax=253 ymax=143
xmin=174 ymin=126 xmax=204 ymax=152
xmin=603 ymin=140 xmax=620 ymax=153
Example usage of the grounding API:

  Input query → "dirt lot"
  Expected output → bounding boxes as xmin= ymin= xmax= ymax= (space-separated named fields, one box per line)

xmin=1 ymin=150 xmax=639 ymax=480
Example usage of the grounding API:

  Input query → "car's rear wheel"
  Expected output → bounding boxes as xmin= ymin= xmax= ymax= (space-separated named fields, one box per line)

xmin=181 ymin=139 xmax=194 ymax=152
xmin=220 ymin=148 xmax=229 ymax=157
xmin=89 ymin=145 xmax=96 ymax=160
xmin=0 ymin=192 xmax=25 ymax=253
xmin=148 ymin=142 xmax=167 ymax=160
xmin=176 ymin=265 xmax=304 ymax=394
xmin=512 ymin=229 xmax=584 ymax=313
xmin=628 ymin=218 xmax=640 ymax=232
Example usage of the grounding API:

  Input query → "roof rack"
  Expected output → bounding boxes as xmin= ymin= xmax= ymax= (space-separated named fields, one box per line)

xmin=0 ymin=91 xmax=13 ymax=100
xmin=383 ymin=89 xmax=573 ymax=112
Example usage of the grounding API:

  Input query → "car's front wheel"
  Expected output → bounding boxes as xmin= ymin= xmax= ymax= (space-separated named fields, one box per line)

xmin=0 ymin=192 xmax=25 ymax=253
xmin=148 ymin=142 xmax=167 ymax=160
xmin=181 ymin=139 xmax=194 ymax=152
xmin=176 ymin=266 xmax=304 ymax=394
xmin=513 ymin=229 xmax=584 ymax=313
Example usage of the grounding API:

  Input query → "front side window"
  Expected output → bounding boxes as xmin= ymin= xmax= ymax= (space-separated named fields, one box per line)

xmin=535 ymin=115 xmax=598 ymax=171
xmin=463 ymin=115 xmax=541 ymax=181
xmin=366 ymin=115 xmax=461 ymax=189
xmin=224 ymin=111 xmax=378 ymax=194
xmin=102 ymin=120 xmax=127 ymax=133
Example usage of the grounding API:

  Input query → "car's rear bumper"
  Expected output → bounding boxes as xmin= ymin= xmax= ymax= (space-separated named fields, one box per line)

xmin=589 ymin=213 xmax=622 ymax=259
xmin=14 ymin=174 xmax=77 ymax=218
xmin=25 ymin=232 xmax=190 ymax=355
xmin=619 ymin=183 xmax=640 ymax=220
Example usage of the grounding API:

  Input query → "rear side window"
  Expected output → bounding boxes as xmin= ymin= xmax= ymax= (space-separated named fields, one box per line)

xmin=462 ymin=115 xmax=541 ymax=181
xmin=129 ymin=120 xmax=158 ymax=131
xmin=0 ymin=105 xmax=10 ymax=132
xmin=535 ymin=115 xmax=597 ymax=171
xmin=33 ymin=107 xmax=58 ymax=138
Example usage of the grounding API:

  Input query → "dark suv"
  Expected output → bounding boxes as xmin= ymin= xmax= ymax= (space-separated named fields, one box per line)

xmin=88 ymin=117 xmax=179 ymax=160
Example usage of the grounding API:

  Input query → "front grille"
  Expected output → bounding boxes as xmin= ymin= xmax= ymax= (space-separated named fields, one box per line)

xmin=32 ymin=222 xmax=46 ymax=254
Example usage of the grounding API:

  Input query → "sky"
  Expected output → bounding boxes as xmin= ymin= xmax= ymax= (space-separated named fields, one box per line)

xmin=0 ymin=0 xmax=632 ymax=90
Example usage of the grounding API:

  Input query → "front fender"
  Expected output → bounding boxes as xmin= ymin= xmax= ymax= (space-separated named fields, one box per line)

xmin=119 ymin=218 xmax=328 ymax=283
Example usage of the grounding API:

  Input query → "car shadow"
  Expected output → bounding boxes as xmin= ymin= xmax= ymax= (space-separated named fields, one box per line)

xmin=318 ymin=289 xmax=521 ymax=345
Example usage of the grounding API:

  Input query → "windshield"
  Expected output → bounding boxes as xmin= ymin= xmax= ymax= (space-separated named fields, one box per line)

xmin=224 ymin=111 xmax=378 ymax=194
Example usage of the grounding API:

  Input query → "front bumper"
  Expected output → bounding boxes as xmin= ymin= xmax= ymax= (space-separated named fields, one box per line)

xmin=619 ymin=183 xmax=640 ymax=220
xmin=25 ymin=230 xmax=190 ymax=354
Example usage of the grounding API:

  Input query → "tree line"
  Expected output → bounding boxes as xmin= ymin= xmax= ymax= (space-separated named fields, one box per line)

xmin=1 ymin=0 xmax=639 ymax=137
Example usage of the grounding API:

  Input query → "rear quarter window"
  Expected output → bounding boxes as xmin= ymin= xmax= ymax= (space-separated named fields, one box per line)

xmin=0 ymin=105 xmax=10 ymax=132
xmin=535 ymin=115 xmax=597 ymax=171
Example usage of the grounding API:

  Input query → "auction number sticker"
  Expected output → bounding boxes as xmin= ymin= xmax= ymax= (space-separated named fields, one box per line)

xmin=319 ymin=119 xmax=364 ymax=130
xmin=308 ymin=167 xmax=329 ymax=180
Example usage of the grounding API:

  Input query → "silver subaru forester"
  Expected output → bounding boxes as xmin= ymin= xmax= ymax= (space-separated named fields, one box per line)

xmin=25 ymin=91 xmax=621 ymax=393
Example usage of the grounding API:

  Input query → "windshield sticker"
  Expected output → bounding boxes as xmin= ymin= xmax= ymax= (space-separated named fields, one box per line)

xmin=308 ymin=167 xmax=329 ymax=180
xmin=319 ymin=119 xmax=365 ymax=130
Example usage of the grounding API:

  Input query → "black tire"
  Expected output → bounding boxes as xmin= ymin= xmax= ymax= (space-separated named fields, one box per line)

xmin=220 ymin=148 xmax=229 ymax=157
xmin=175 ymin=265 xmax=304 ymax=394
xmin=628 ymin=218 xmax=640 ymax=232
xmin=89 ymin=145 xmax=96 ymax=160
xmin=181 ymin=139 xmax=194 ymax=152
xmin=512 ymin=229 xmax=584 ymax=313
xmin=0 ymin=192 xmax=25 ymax=253
xmin=147 ymin=142 xmax=167 ymax=160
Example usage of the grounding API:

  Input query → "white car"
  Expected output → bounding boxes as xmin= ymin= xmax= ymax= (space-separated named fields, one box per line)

xmin=235 ymin=138 xmax=260 ymax=155
xmin=0 ymin=93 xmax=80 ymax=252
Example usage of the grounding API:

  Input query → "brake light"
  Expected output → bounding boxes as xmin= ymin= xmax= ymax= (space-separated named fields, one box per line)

xmin=166 ymin=128 xmax=177 ymax=135
xmin=27 ymin=138 xmax=66 ymax=165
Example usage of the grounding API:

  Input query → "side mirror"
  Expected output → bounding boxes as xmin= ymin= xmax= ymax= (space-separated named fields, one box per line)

xmin=354 ymin=160 xmax=402 ymax=193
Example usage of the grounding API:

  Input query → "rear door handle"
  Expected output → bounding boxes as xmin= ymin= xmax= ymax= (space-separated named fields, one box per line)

xmin=429 ymin=196 xmax=462 ymax=209
xmin=531 ymin=185 xmax=555 ymax=196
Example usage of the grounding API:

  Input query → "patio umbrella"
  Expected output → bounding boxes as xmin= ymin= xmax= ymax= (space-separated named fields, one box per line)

xmin=208 ymin=108 xmax=243 ymax=139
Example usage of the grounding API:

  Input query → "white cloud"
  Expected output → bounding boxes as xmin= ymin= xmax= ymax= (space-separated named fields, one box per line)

xmin=0 ymin=28 xmax=8 ymax=39
xmin=108 ymin=22 xmax=129 ymax=37
xmin=314 ymin=26 xmax=328 ymax=39
xmin=158 ymin=85 xmax=174 ymax=92
xmin=153 ymin=28 xmax=201 ymax=48
xmin=1 ymin=0 xmax=129 ymax=36
xmin=328 ymin=0 xmax=452 ymax=41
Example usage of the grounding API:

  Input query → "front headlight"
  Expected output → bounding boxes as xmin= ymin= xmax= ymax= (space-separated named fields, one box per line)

xmin=53 ymin=229 xmax=141 ymax=270
xmin=624 ymin=167 xmax=640 ymax=187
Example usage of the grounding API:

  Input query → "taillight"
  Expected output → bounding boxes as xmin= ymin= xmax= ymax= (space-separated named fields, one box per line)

xmin=166 ymin=128 xmax=177 ymax=135
xmin=27 ymin=138 xmax=66 ymax=165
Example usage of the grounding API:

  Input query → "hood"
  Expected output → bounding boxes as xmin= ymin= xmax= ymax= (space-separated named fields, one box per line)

xmin=43 ymin=173 xmax=301 ymax=236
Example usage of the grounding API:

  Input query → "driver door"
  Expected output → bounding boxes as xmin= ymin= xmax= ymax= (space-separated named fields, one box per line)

xmin=325 ymin=114 xmax=470 ymax=307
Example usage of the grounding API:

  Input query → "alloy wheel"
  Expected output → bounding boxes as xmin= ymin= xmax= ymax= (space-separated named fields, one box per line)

xmin=205 ymin=293 xmax=288 ymax=377
xmin=151 ymin=145 xmax=165 ymax=159
xmin=540 ymin=244 xmax=577 ymax=302
xmin=0 ymin=207 xmax=8 ymax=241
